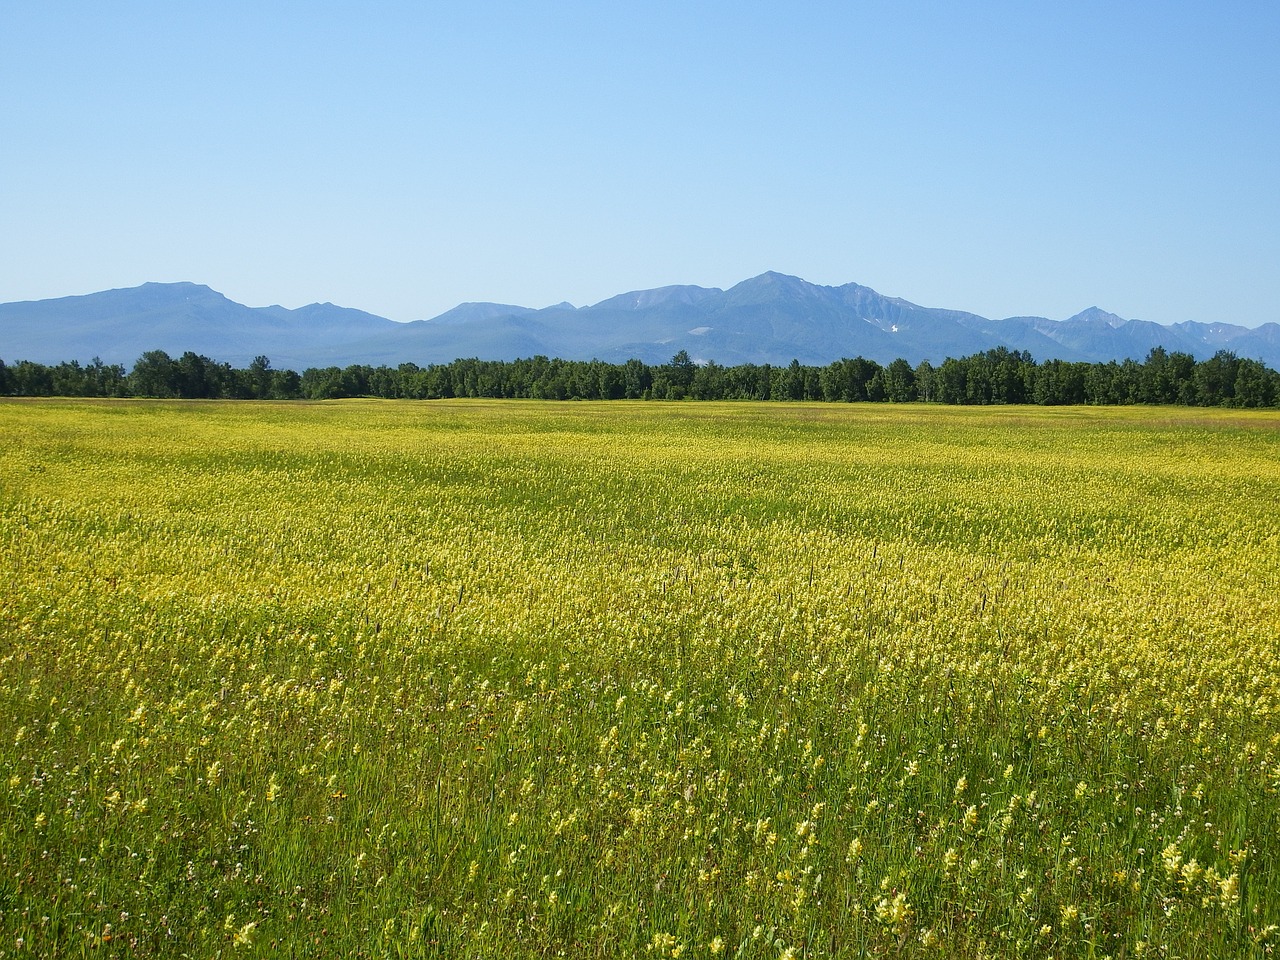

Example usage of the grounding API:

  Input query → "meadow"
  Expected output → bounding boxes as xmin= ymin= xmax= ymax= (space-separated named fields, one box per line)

xmin=1 ymin=399 xmax=1278 ymax=959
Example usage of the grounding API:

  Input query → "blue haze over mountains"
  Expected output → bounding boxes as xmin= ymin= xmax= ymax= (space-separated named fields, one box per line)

xmin=3 ymin=273 xmax=1278 ymax=371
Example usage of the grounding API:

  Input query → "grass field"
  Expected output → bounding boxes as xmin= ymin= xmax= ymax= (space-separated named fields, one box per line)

xmin=2 ymin=399 xmax=1279 ymax=958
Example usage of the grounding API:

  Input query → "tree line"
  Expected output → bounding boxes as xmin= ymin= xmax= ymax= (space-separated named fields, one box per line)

xmin=2 ymin=346 xmax=1278 ymax=407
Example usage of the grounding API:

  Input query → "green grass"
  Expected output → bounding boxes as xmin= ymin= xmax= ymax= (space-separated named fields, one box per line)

xmin=1 ymin=399 xmax=1279 ymax=958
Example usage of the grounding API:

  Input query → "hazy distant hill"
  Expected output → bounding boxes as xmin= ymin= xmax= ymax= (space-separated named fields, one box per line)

xmin=2 ymin=274 xmax=1277 ymax=369
xmin=0 ymin=283 xmax=398 ymax=370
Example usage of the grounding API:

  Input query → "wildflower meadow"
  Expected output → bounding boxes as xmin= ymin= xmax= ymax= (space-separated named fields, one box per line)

xmin=1 ymin=399 xmax=1278 ymax=958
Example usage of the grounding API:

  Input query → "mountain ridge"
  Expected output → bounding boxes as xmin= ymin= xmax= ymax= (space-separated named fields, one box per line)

xmin=2 ymin=274 xmax=1276 ymax=370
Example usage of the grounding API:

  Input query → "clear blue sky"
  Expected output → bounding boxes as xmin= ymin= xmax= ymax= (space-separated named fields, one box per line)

xmin=3 ymin=1 xmax=1277 ymax=325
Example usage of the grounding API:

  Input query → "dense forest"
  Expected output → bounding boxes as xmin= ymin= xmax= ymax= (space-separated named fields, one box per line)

xmin=2 ymin=346 xmax=1278 ymax=407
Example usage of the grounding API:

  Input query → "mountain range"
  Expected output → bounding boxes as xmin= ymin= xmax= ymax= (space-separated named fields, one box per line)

xmin=3 ymin=273 xmax=1278 ymax=370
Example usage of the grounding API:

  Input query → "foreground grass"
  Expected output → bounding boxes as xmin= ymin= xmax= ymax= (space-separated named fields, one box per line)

xmin=1 ymin=399 xmax=1278 ymax=958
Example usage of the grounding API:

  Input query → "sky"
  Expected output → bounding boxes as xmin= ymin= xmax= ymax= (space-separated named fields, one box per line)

xmin=2 ymin=1 xmax=1278 ymax=326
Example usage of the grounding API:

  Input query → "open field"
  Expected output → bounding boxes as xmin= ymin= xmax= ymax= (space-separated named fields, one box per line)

xmin=2 ymin=399 xmax=1279 ymax=958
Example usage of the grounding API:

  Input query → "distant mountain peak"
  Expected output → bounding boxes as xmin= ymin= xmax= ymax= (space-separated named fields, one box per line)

xmin=135 ymin=281 xmax=224 ymax=299
xmin=1066 ymin=306 xmax=1129 ymax=328
xmin=424 ymin=302 xmax=537 ymax=325
xmin=2 ymin=275 xmax=1276 ymax=370
xmin=735 ymin=271 xmax=811 ymax=289
xmin=727 ymin=272 xmax=830 ymax=305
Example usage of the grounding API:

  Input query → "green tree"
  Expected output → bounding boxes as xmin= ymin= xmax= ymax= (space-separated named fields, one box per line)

xmin=884 ymin=358 xmax=917 ymax=402
xmin=1232 ymin=358 xmax=1276 ymax=408
xmin=271 ymin=369 xmax=302 ymax=399
xmin=668 ymin=350 xmax=696 ymax=392
xmin=622 ymin=358 xmax=651 ymax=399
xmin=248 ymin=356 xmax=273 ymax=399
xmin=130 ymin=350 xmax=178 ymax=397
xmin=598 ymin=362 xmax=626 ymax=400
xmin=1193 ymin=351 xmax=1239 ymax=406
xmin=865 ymin=368 xmax=886 ymax=402
xmin=935 ymin=358 xmax=967 ymax=404
xmin=914 ymin=360 xmax=937 ymax=402
xmin=691 ymin=360 xmax=724 ymax=400
xmin=88 ymin=357 xmax=128 ymax=397
xmin=11 ymin=360 xmax=54 ymax=396
xmin=779 ymin=359 xmax=805 ymax=400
